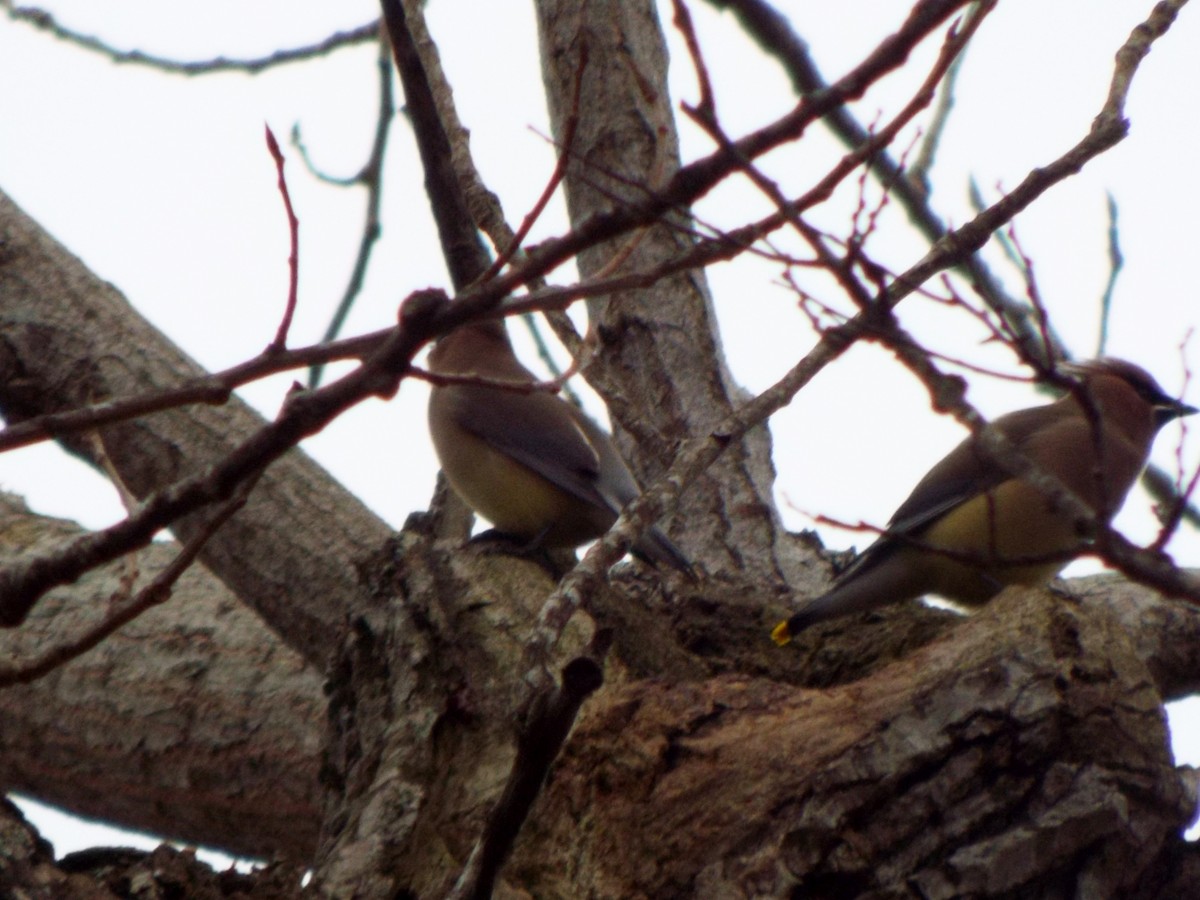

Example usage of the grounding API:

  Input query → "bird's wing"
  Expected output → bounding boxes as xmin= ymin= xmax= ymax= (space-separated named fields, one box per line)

xmin=564 ymin=404 xmax=695 ymax=575
xmin=841 ymin=403 xmax=1070 ymax=579
xmin=441 ymin=381 xmax=692 ymax=573
xmin=564 ymin=404 xmax=643 ymax=509
xmin=448 ymin=385 xmax=616 ymax=512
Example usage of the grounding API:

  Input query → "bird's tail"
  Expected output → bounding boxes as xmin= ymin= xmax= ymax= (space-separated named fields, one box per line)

xmin=633 ymin=527 xmax=696 ymax=579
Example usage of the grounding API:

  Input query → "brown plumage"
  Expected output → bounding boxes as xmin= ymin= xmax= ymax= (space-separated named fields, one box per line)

xmin=773 ymin=359 xmax=1196 ymax=643
xmin=427 ymin=320 xmax=692 ymax=574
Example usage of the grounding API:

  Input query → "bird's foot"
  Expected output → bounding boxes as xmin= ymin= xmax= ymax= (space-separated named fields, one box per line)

xmin=467 ymin=529 xmax=575 ymax=578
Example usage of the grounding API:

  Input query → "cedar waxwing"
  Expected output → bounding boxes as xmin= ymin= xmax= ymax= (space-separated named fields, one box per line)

xmin=773 ymin=358 xmax=1197 ymax=644
xmin=426 ymin=320 xmax=692 ymax=574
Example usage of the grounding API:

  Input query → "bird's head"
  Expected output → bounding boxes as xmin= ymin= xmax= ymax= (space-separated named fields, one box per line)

xmin=1060 ymin=357 xmax=1197 ymax=430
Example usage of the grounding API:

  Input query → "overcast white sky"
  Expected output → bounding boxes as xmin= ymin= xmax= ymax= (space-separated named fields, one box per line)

xmin=1 ymin=0 xmax=1198 ymax=858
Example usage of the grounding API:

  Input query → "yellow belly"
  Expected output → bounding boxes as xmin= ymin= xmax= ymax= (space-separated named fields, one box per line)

xmin=434 ymin=428 xmax=611 ymax=547
xmin=918 ymin=478 xmax=1081 ymax=604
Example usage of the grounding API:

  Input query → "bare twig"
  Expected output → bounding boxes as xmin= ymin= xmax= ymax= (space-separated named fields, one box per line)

xmin=707 ymin=0 xmax=1064 ymax=367
xmin=0 ymin=289 xmax=445 ymax=628
xmin=397 ymin=0 xmax=588 ymax=386
xmin=883 ymin=329 xmax=1200 ymax=604
xmin=1 ymin=3 xmax=378 ymax=75
xmin=480 ymin=43 xmax=584 ymax=286
xmin=0 ymin=328 xmax=390 ymax=454
xmin=1098 ymin=191 xmax=1123 ymax=356
xmin=265 ymin=126 xmax=301 ymax=351
xmin=309 ymin=36 xmax=396 ymax=387
xmin=1 ymin=0 xmax=1178 ymax=632
xmin=676 ymin=0 xmax=989 ymax=304
xmin=517 ymin=0 xmax=1192 ymax=664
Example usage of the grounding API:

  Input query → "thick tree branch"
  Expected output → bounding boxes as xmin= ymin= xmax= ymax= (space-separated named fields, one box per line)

xmin=511 ymin=587 xmax=1194 ymax=897
xmin=0 ymin=493 xmax=323 ymax=859
xmin=0 ymin=189 xmax=393 ymax=662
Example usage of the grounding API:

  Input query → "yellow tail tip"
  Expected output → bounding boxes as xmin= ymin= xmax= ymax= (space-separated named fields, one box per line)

xmin=770 ymin=620 xmax=793 ymax=646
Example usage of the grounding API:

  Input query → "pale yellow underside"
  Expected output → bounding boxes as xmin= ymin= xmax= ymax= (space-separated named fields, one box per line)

xmin=918 ymin=478 xmax=1080 ymax=603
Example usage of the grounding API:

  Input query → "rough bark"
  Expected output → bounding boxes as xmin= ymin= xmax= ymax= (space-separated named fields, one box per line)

xmin=0 ymin=799 xmax=305 ymax=900
xmin=312 ymin=528 xmax=599 ymax=899
xmin=0 ymin=188 xmax=393 ymax=666
xmin=0 ymin=492 xmax=323 ymax=859
xmin=509 ymin=586 xmax=1197 ymax=899
xmin=0 ymin=798 xmax=116 ymax=900
xmin=1069 ymin=572 xmax=1200 ymax=702
xmin=534 ymin=0 xmax=814 ymax=588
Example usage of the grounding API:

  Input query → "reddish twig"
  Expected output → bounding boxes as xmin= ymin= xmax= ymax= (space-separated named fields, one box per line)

xmin=265 ymin=125 xmax=300 ymax=351
xmin=1150 ymin=344 xmax=1200 ymax=549
xmin=480 ymin=43 xmax=589 ymax=285
xmin=517 ymin=0 xmax=1194 ymax=666
xmin=707 ymin=0 xmax=1065 ymax=365
xmin=0 ymin=328 xmax=391 ymax=454
xmin=0 ymin=0 xmax=1180 ymax=633
xmin=0 ymin=289 xmax=447 ymax=629
xmin=1003 ymin=223 xmax=1057 ymax=367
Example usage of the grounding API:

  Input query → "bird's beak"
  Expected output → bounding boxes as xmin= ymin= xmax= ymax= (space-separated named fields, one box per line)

xmin=1157 ymin=398 xmax=1199 ymax=425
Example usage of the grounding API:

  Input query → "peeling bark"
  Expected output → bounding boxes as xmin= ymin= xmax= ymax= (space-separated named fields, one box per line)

xmin=510 ymin=587 xmax=1195 ymax=899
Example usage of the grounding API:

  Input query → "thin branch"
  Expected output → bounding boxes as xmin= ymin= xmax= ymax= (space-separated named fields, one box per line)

xmin=0 ymin=328 xmax=391 ymax=454
xmin=1098 ymin=191 xmax=1123 ymax=356
xmin=0 ymin=288 xmax=448 ymax=628
xmin=906 ymin=33 xmax=969 ymax=193
xmin=475 ymin=0 xmax=977 ymax=324
xmin=1 ymin=3 xmax=378 ymax=75
xmin=0 ymin=0 xmax=1179 ymax=629
xmin=676 ymin=0 xmax=989 ymax=295
xmin=1148 ymin=342 xmax=1200 ymax=540
xmin=967 ymin=177 xmax=1025 ymax=276
xmin=396 ymin=0 xmax=589 ymax=384
xmin=514 ymin=0 xmax=1192 ymax=665
xmin=265 ymin=126 xmax=300 ymax=352
xmin=706 ymin=0 xmax=1065 ymax=367
xmin=518 ymin=314 xmax=583 ymax=409
xmin=878 ymin=322 xmax=1200 ymax=605
xmin=1148 ymin=461 xmax=1200 ymax=552
xmin=479 ymin=43 xmax=583 ymax=286
xmin=309 ymin=36 xmax=396 ymax=388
